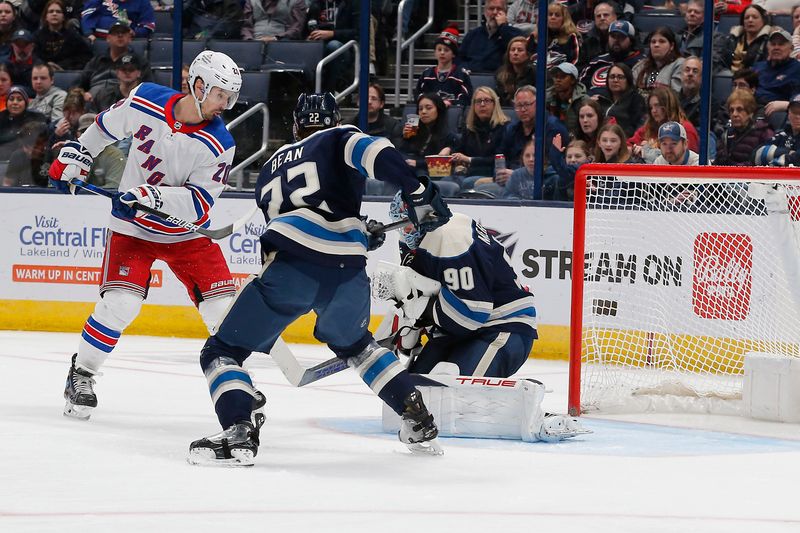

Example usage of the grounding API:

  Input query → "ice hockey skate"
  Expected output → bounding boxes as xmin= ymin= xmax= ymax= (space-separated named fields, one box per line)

xmin=398 ymin=390 xmax=443 ymax=456
xmin=63 ymin=354 xmax=98 ymax=420
xmin=536 ymin=413 xmax=592 ymax=442
xmin=187 ymin=419 xmax=262 ymax=467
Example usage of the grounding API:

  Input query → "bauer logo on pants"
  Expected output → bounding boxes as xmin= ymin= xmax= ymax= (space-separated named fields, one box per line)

xmin=692 ymin=233 xmax=752 ymax=320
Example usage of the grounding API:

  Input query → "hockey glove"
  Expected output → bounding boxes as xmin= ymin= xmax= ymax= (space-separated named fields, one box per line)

xmin=48 ymin=141 xmax=93 ymax=194
xmin=402 ymin=176 xmax=452 ymax=233
xmin=112 ymin=185 xmax=164 ymax=219
xmin=365 ymin=218 xmax=386 ymax=251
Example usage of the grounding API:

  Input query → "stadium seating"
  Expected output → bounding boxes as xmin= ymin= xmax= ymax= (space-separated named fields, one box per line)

xmin=92 ymin=38 xmax=149 ymax=59
xmin=238 ymin=70 xmax=272 ymax=104
xmin=262 ymin=40 xmax=325 ymax=83
xmin=153 ymin=11 xmax=173 ymax=37
xmin=469 ymin=73 xmax=497 ymax=92
xmin=151 ymin=68 xmax=175 ymax=88
xmin=207 ymin=40 xmax=265 ymax=71
xmin=712 ymin=72 xmax=732 ymax=106
xmin=53 ymin=70 xmax=82 ymax=90
xmin=149 ymin=39 xmax=206 ymax=67
xmin=632 ymin=12 xmax=685 ymax=42
xmin=717 ymin=14 xmax=739 ymax=36
xmin=768 ymin=110 xmax=787 ymax=132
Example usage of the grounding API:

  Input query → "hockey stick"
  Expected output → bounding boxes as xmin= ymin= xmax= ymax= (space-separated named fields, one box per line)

xmin=69 ymin=179 xmax=259 ymax=240
xmin=267 ymin=218 xmax=424 ymax=386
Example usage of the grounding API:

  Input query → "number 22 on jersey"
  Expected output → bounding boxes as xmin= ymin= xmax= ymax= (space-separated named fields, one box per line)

xmin=259 ymin=161 xmax=331 ymax=219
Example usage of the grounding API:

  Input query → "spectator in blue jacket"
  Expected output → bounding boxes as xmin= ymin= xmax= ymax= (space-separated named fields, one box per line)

xmin=753 ymin=29 xmax=800 ymax=113
xmin=81 ymin=0 xmax=154 ymax=41
xmin=458 ymin=0 xmax=523 ymax=73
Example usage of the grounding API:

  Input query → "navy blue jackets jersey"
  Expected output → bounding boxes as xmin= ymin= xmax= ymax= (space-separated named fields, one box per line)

xmin=255 ymin=125 xmax=421 ymax=267
xmin=408 ymin=213 xmax=537 ymax=338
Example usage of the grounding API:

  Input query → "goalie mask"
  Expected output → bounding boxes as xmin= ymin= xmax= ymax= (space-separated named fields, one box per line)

xmin=390 ymin=190 xmax=424 ymax=250
xmin=293 ymin=92 xmax=341 ymax=140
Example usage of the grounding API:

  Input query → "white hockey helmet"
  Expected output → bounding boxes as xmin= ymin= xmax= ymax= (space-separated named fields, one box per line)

xmin=188 ymin=50 xmax=242 ymax=110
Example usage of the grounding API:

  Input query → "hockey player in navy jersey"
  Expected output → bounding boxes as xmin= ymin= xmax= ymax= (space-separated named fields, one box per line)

xmin=187 ymin=93 xmax=453 ymax=466
xmin=377 ymin=192 xmax=537 ymax=378
xmin=49 ymin=51 xmax=242 ymax=420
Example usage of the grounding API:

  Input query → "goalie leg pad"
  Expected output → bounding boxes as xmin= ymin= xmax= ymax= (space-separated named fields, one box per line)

xmin=77 ymin=290 xmax=143 ymax=373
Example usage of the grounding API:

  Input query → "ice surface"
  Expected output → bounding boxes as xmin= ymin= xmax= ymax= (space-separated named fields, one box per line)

xmin=2 ymin=331 xmax=800 ymax=533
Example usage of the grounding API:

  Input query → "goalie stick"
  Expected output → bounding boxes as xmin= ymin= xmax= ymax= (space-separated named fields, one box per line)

xmin=69 ymin=179 xmax=259 ymax=240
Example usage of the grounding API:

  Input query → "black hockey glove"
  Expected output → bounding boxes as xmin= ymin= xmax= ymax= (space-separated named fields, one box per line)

xmin=402 ymin=176 xmax=452 ymax=233
xmin=365 ymin=218 xmax=386 ymax=251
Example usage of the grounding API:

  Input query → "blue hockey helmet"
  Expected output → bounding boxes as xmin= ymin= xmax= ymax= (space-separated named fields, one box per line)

xmin=293 ymin=92 xmax=341 ymax=140
xmin=389 ymin=191 xmax=424 ymax=250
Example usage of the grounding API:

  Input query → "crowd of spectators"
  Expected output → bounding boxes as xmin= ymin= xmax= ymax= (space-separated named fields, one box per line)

xmin=4 ymin=0 xmax=800 ymax=200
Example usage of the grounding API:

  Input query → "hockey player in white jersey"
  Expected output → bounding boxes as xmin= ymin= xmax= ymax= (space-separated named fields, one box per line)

xmin=49 ymin=51 xmax=243 ymax=420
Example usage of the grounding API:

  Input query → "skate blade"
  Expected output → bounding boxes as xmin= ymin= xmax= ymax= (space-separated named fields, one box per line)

xmin=63 ymin=401 xmax=93 ymax=420
xmin=186 ymin=447 xmax=255 ymax=467
xmin=405 ymin=438 xmax=444 ymax=456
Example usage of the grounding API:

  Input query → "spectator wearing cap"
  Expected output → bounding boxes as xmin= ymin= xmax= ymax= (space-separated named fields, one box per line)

xmin=458 ymin=0 xmax=524 ymax=73
xmin=76 ymin=112 xmax=125 ymax=188
xmin=81 ymin=0 xmax=155 ymax=41
xmin=716 ymin=88 xmax=774 ymax=166
xmin=496 ymin=35 xmax=535 ymax=106
xmin=724 ymin=4 xmax=772 ymax=75
xmin=77 ymin=20 xmax=151 ymax=102
xmin=34 ymin=0 xmax=92 ymax=70
xmin=527 ymin=2 xmax=581 ymax=67
xmin=7 ymin=29 xmax=40 ymax=92
xmin=654 ymin=122 xmax=699 ymax=165
xmin=2 ymin=121 xmax=49 ymax=187
xmin=0 ymin=0 xmax=20 ymax=64
xmin=91 ymin=53 xmax=142 ymax=113
xmin=415 ymin=27 xmax=472 ymax=108
xmin=679 ymin=0 xmax=728 ymax=74
xmin=578 ymin=2 xmax=617 ymax=68
xmin=753 ymin=28 xmax=800 ymax=110
xmin=546 ymin=62 xmax=587 ymax=133
xmin=0 ymin=85 xmax=47 ymax=159
xmin=579 ymin=19 xmax=641 ymax=96
xmin=754 ymin=94 xmax=800 ymax=166
xmin=29 ymin=62 xmax=66 ymax=123
xmin=242 ymin=0 xmax=307 ymax=42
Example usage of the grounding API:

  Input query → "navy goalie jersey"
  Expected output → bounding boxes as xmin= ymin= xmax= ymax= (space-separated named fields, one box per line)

xmin=409 ymin=213 xmax=538 ymax=338
xmin=255 ymin=126 xmax=420 ymax=267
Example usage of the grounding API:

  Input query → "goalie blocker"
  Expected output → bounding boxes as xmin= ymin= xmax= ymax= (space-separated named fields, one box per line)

xmin=383 ymin=367 xmax=589 ymax=442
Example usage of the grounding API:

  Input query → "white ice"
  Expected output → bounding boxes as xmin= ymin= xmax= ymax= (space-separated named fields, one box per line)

xmin=2 ymin=330 xmax=800 ymax=533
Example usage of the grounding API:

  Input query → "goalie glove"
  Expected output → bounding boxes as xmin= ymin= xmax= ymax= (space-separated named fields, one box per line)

xmin=48 ymin=141 xmax=93 ymax=194
xmin=402 ymin=177 xmax=452 ymax=233
xmin=111 ymin=185 xmax=164 ymax=219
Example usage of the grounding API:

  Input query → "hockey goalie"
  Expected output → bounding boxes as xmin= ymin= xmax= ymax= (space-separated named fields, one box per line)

xmin=373 ymin=194 xmax=589 ymax=442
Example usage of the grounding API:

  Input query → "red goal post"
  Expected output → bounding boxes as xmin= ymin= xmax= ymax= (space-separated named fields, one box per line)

xmin=569 ymin=164 xmax=800 ymax=416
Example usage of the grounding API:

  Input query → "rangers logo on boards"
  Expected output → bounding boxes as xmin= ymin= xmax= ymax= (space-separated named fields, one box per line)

xmin=692 ymin=233 xmax=752 ymax=321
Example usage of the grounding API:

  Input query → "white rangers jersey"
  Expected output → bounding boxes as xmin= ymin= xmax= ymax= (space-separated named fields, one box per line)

xmin=78 ymin=82 xmax=236 ymax=243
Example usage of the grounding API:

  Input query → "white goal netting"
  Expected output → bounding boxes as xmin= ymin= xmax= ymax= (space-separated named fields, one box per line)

xmin=572 ymin=167 xmax=800 ymax=414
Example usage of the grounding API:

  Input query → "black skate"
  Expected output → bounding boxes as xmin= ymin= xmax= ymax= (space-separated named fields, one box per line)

xmin=63 ymin=354 xmax=98 ymax=420
xmin=398 ymin=389 xmax=443 ymax=456
xmin=187 ymin=418 xmax=263 ymax=467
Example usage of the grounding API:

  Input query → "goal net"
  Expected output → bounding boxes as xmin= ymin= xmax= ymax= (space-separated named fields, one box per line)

xmin=568 ymin=164 xmax=800 ymax=415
